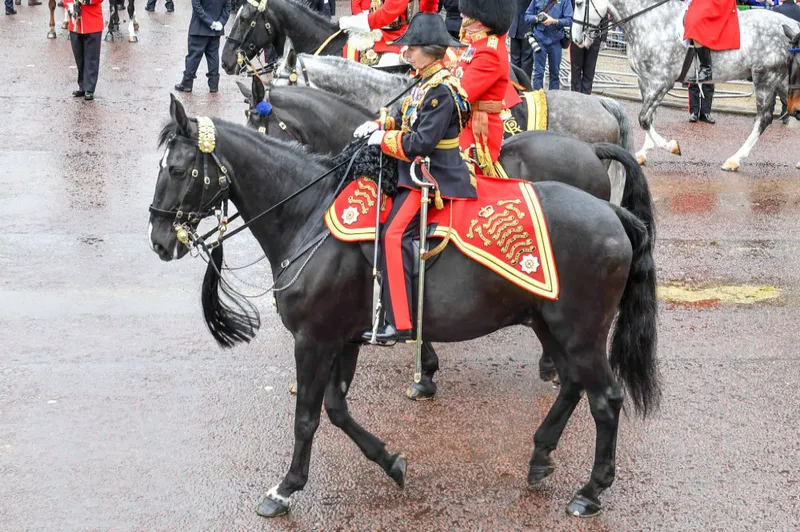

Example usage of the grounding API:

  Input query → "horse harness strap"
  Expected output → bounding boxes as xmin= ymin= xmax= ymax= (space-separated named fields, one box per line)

xmin=789 ymin=48 xmax=800 ymax=91
xmin=573 ymin=0 xmax=674 ymax=34
xmin=230 ymin=0 xmax=273 ymax=67
xmin=313 ymin=29 xmax=344 ymax=56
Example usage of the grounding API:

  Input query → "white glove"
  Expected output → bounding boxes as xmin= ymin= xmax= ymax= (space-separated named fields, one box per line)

xmin=353 ymin=120 xmax=379 ymax=138
xmin=210 ymin=21 xmax=223 ymax=31
xmin=338 ymin=12 xmax=371 ymax=33
xmin=367 ymin=130 xmax=385 ymax=146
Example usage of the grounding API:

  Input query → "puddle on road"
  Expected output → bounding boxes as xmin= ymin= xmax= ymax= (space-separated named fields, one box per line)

xmin=658 ymin=282 xmax=781 ymax=310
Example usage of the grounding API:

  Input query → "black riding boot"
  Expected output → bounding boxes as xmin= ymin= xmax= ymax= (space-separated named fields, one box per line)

xmin=696 ymin=46 xmax=712 ymax=83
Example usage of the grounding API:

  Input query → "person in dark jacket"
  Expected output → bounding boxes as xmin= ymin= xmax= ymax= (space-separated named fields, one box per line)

xmin=439 ymin=0 xmax=462 ymax=39
xmin=525 ymin=0 xmax=572 ymax=90
xmin=570 ymin=11 xmax=607 ymax=94
xmin=175 ymin=0 xmax=231 ymax=93
xmin=353 ymin=3 xmax=470 ymax=343
xmin=509 ymin=0 xmax=534 ymax=82
xmin=772 ymin=0 xmax=800 ymax=122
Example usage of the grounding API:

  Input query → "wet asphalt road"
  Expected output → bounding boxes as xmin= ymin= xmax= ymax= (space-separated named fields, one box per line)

xmin=2 ymin=5 xmax=800 ymax=531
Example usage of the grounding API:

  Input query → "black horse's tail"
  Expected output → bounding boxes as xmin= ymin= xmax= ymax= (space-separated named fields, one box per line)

xmin=202 ymin=244 xmax=261 ymax=348
xmin=594 ymin=143 xmax=656 ymax=247
xmin=608 ymin=204 xmax=661 ymax=418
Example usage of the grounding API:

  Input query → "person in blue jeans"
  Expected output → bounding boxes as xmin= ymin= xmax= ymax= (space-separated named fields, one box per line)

xmin=524 ymin=0 xmax=572 ymax=90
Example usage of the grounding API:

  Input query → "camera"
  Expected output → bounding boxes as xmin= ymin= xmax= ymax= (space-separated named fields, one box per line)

xmin=534 ymin=12 xmax=547 ymax=24
xmin=524 ymin=31 xmax=541 ymax=54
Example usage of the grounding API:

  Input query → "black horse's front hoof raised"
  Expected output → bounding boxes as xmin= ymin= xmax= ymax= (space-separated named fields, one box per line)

xmin=406 ymin=381 xmax=436 ymax=401
xmin=388 ymin=453 xmax=407 ymax=488
xmin=566 ymin=494 xmax=602 ymax=517
xmin=527 ymin=456 xmax=555 ymax=486
xmin=255 ymin=491 xmax=290 ymax=518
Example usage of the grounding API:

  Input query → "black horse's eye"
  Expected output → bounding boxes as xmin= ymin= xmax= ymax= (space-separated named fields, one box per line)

xmin=169 ymin=166 xmax=185 ymax=178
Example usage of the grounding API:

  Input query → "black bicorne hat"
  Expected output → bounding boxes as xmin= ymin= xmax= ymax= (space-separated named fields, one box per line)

xmin=391 ymin=0 xmax=465 ymax=48
xmin=459 ymin=0 xmax=515 ymax=35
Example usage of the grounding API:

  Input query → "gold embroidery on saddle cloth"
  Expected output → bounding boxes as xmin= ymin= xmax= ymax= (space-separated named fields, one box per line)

xmin=502 ymin=108 xmax=524 ymax=136
xmin=524 ymin=90 xmax=548 ymax=131
xmin=469 ymin=203 xmax=531 ymax=257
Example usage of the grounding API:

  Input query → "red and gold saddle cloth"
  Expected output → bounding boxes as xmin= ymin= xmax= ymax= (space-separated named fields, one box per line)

xmin=324 ymin=176 xmax=560 ymax=299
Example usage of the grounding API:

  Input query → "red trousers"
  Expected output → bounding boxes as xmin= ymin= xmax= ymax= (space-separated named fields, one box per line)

xmin=381 ymin=188 xmax=421 ymax=332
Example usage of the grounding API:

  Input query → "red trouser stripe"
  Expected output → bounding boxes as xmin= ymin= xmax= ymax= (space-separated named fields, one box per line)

xmin=383 ymin=189 xmax=421 ymax=331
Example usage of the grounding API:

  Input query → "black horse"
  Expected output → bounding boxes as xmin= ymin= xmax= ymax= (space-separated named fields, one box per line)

xmin=220 ymin=0 xmax=534 ymax=89
xmin=149 ymin=96 xmax=660 ymax=518
xmin=106 ymin=0 xmax=139 ymax=42
xmin=237 ymin=76 xmax=655 ymax=397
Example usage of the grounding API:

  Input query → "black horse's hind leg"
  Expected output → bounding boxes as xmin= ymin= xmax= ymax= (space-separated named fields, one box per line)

xmin=105 ymin=2 xmax=119 ymax=41
xmin=527 ymin=330 xmax=583 ymax=485
xmin=406 ymin=341 xmax=439 ymax=401
xmin=255 ymin=342 xmax=334 ymax=518
xmin=324 ymin=344 xmax=407 ymax=486
xmin=566 ymin=364 xmax=623 ymax=517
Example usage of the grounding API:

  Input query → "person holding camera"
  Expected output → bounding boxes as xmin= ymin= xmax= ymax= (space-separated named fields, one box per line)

xmin=63 ymin=0 xmax=104 ymax=100
xmin=524 ymin=0 xmax=573 ymax=90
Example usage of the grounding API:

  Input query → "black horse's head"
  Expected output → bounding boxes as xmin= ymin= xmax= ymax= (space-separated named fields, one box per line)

xmin=236 ymin=76 xmax=272 ymax=133
xmin=786 ymin=25 xmax=800 ymax=120
xmin=149 ymin=95 xmax=232 ymax=261
xmin=222 ymin=0 xmax=277 ymax=75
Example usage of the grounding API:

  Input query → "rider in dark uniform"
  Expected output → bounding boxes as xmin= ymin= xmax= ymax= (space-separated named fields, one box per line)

xmin=353 ymin=0 xmax=472 ymax=343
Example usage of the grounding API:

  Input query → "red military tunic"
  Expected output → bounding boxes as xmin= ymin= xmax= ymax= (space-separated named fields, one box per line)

xmin=365 ymin=0 xmax=413 ymax=53
xmin=64 ymin=0 xmax=105 ymax=34
xmin=351 ymin=0 xmax=371 ymax=14
xmin=452 ymin=32 xmax=521 ymax=176
xmin=683 ymin=0 xmax=740 ymax=51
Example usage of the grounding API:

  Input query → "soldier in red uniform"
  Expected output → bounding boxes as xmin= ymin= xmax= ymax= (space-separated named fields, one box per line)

xmin=452 ymin=0 xmax=519 ymax=177
xmin=338 ymin=0 xmax=416 ymax=54
xmin=350 ymin=0 xmax=370 ymax=14
xmin=353 ymin=1 xmax=471 ymax=343
xmin=683 ymin=0 xmax=740 ymax=82
xmin=64 ymin=0 xmax=105 ymax=100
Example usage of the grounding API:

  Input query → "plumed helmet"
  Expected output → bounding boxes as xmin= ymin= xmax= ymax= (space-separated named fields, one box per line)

xmin=458 ymin=0 xmax=515 ymax=35
xmin=391 ymin=0 xmax=464 ymax=48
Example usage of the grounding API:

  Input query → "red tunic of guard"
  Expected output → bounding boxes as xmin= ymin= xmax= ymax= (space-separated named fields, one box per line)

xmin=683 ymin=0 xmax=740 ymax=51
xmin=351 ymin=0 xmax=371 ymax=14
xmin=367 ymin=0 xmax=413 ymax=54
xmin=453 ymin=32 xmax=521 ymax=175
xmin=64 ymin=0 xmax=105 ymax=34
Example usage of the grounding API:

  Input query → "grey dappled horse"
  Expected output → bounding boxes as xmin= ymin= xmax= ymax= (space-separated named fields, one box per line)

xmin=572 ymin=0 xmax=800 ymax=170
xmin=271 ymin=50 xmax=635 ymax=204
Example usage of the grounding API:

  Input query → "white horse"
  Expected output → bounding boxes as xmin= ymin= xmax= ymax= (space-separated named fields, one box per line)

xmin=572 ymin=0 xmax=800 ymax=170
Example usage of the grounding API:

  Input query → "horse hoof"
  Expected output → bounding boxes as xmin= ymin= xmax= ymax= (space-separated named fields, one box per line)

xmin=47 ymin=30 xmax=56 ymax=39
xmin=388 ymin=453 xmax=407 ymax=488
xmin=636 ymin=154 xmax=647 ymax=166
xmin=566 ymin=494 xmax=603 ymax=517
xmin=133 ymin=22 xmax=139 ymax=31
xmin=128 ymin=35 xmax=138 ymax=43
xmin=255 ymin=494 xmax=290 ymax=518
xmin=406 ymin=381 xmax=436 ymax=401
xmin=527 ymin=457 xmax=555 ymax=486
xmin=668 ymin=140 xmax=681 ymax=155
xmin=721 ymin=159 xmax=739 ymax=172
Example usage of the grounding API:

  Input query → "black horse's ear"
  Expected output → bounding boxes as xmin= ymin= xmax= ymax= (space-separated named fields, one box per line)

xmin=236 ymin=80 xmax=253 ymax=104
xmin=784 ymin=24 xmax=799 ymax=44
xmin=170 ymin=94 xmax=190 ymax=134
xmin=252 ymin=75 xmax=266 ymax=103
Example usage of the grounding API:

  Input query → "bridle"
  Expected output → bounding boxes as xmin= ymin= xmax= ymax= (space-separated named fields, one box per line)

xmin=572 ymin=0 xmax=675 ymax=40
xmin=573 ymin=0 xmax=607 ymax=44
xmin=226 ymin=0 xmax=274 ymax=72
xmin=272 ymin=54 xmax=312 ymax=87
xmin=789 ymin=46 xmax=800 ymax=92
xmin=149 ymin=117 xmax=233 ymax=247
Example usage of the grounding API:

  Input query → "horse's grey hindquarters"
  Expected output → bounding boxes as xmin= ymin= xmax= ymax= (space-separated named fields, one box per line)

xmin=574 ymin=0 xmax=799 ymax=171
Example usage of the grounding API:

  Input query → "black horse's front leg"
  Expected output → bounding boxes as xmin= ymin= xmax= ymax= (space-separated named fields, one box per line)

xmin=324 ymin=344 xmax=407 ymax=486
xmin=406 ymin=341 xmax=439 ymax=401
xmin=255 ymin=341 xmax=335 ymax=518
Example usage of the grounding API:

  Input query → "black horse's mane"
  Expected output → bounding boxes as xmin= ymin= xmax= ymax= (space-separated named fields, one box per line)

xmin=284 ymin=0 xmax=338 ymax=31
xmin=158 ymin=118 xmax=399 ymax=196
